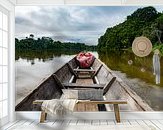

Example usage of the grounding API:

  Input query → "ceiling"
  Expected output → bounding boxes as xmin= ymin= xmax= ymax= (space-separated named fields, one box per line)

xmin=8 ymin=0 xmax=163 ymax=6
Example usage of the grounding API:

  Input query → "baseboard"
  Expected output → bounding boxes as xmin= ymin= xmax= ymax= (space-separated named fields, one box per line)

xmin=16 ymin=112 xmax=163 ymax=120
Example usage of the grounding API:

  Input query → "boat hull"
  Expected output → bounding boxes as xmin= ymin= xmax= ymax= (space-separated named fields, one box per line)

xmin=16 ymin=57 xmax=153 ymax=111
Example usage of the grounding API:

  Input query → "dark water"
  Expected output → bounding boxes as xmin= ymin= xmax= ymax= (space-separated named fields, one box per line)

xmin=15 ymin=50 xmax=163 ymax=110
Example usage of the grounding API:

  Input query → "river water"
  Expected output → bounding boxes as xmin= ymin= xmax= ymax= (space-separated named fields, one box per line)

xmin=15 ymin=50 xmax=163 ymax=111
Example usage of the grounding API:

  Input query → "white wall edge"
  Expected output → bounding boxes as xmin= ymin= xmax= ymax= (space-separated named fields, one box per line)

xmin=0 ymin=0 xmax=15 ymax=126
xmin=0 ymin=0 xmax=14 ymax=11
xmin=15 ymin=0 xmax=163 ymax=6
xmin=122 ymin=0 xmax=163 ymax=5
xmin=9 ymin=0 xmax=16 ymax=5
xmin=9 ymin=8 xmax=16 ymax=122
xmin=16 ymin=0 xmax=64 ymax=5
xmin=64 ymin=0 xmax=122 ymax=6
xmin=16 ymin=112 xmax=163 ymax=120
xmin=0 ymin=117 xmax=9 ymax=127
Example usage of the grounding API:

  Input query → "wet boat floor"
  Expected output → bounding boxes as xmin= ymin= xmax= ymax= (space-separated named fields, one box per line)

xmin=76 ymin=78 xmax=94 ymax=85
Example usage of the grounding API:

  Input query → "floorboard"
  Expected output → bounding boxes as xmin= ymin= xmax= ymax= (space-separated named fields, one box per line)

xmin=150 ymin=120 xmax=163 ymax=130
xmin=1 ymin=119 xmax=163 ymax=130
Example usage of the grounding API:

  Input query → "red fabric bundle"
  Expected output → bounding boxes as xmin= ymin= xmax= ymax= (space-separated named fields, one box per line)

xmin=76 ymin=52 xmax=95 ymax=68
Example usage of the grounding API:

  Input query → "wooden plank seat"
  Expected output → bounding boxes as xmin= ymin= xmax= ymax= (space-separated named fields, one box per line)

xmin=76 ymin=75 xmax=92 ymax=79
xmin=63 ymin=76 xmax=116 ymax=94
xmin=53 ymin=73 xmax=116 ymax=91
xmin=62 ymin=83 xmax=104 ymax=89
xmin=67 ymin=63 xmax=103 ymax=80
xmin=74 ymin=68 xmax=96 ymax=79
xmin=67 ymin=62 xmax=103 ymax=78
xmin=73 ymin=69 xmax=96 ymax=72
xmin=33 ymin=100 xmax=127 ymax=123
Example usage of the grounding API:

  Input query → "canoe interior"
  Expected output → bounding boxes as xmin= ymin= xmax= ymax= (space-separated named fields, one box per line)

xmin=15 ymin=75 xmax=63 ymax=111
xmin=16 ymin=58 xmax=77 ymax=111
xmin=16 ymin=57 xmax=152 ymax=111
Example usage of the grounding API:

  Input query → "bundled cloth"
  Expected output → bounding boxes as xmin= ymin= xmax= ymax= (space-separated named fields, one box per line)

xmin=153 ymin=53 xmax=160 ymax=84
xmin=76 ymin=52 xmax=95 ymax=68
xmin=41 ymin=99 xmax=77 ymax=116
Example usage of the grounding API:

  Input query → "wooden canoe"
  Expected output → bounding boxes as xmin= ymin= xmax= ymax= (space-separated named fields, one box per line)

xmin=16 ymin=57 xmax=153 ymax=111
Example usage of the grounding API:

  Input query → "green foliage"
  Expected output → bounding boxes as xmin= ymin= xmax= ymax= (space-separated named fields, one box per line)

xmin=156 ymin=14 xmax=163 ymax=30
xmin=98 ymin=6 xmax=163 ymax=51
xmin=15 ymin=36 xmax=96 ymax=51
xmin=153 ymin=43 xmax=163 ymax=56
xmin=127 ymin=6 xmax=158 ymax=22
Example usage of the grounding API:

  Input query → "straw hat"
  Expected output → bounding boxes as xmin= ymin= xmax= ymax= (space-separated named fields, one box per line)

xmin=132 ymin=36 xmax=152 ymax=57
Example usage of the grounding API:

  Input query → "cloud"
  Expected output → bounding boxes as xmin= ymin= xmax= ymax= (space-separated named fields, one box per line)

xmin=15 ymin=6 xmax=163 ymax=45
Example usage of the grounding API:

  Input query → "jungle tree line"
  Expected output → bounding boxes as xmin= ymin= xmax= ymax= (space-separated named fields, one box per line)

xmin=98 ymin=6 xmax=163 ymax=53
xmin=15 ymin=36 xmax=96 ymax=51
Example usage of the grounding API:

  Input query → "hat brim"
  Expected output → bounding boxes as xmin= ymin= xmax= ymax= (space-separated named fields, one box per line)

xmin=132 ymin=37 xmax=152 ymax=57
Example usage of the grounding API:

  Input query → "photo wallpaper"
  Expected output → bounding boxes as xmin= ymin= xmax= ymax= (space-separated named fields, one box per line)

xmin=15 ymin=6 xmax=163 ymax=111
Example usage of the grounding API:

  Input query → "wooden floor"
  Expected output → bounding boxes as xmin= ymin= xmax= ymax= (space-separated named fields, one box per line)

xmin=1 ymin=119 xmax=163 ymax=130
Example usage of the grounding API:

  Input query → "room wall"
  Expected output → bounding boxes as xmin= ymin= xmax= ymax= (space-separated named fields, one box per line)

xmin=1 ymin=0 xmax=163 ymax=122
xmin=0 ymin=0 xmax=15 ymax=126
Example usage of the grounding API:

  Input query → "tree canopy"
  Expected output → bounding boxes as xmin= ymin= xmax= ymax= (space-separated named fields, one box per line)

xmin=15 ymin=36 xmax=96 ymax=51
xmin=98 ymin=6 xmax=163 ymax=52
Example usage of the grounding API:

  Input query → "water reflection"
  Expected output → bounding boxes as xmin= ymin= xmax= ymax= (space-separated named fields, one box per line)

xmin=98 ymin=50 xmax=163 ymax=87
xmin=15 ymin=50 xmax=81 ymax=63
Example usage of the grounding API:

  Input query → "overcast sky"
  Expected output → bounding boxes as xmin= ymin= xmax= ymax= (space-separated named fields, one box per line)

xmin=15 ymin=6 xmax=163 ymax=45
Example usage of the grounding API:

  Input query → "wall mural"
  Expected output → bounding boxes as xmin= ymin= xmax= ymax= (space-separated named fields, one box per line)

xmin=15 ymin=6 xmax=163 ymax=111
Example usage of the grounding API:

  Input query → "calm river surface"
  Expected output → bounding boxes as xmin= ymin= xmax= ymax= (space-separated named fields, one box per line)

xmin=16 ymin=50 xmax=163 ymax=111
